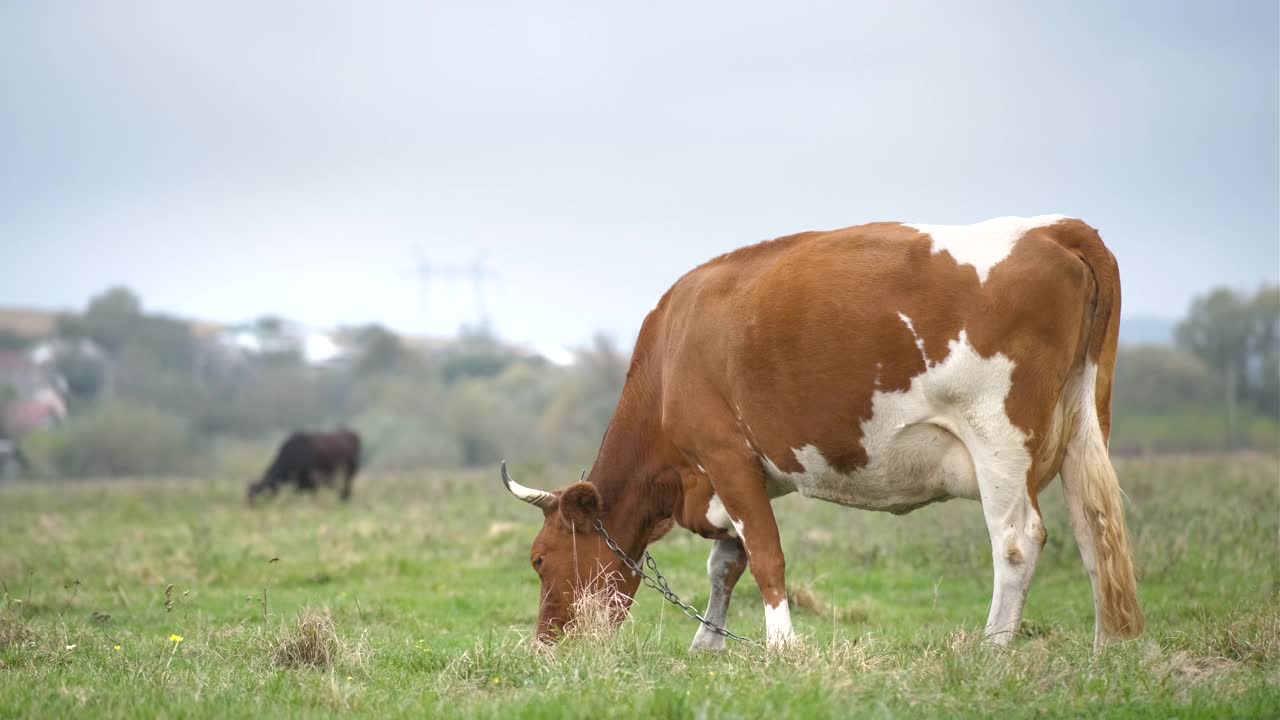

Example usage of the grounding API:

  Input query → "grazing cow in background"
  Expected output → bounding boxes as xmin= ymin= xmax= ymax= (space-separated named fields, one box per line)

xmin=502 ymin=215 xmax=1143 ymax=651
xmin=247 ymin=429 xmax=361 ymax=504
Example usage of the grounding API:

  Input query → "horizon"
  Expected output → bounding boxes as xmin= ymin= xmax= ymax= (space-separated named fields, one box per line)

xmin=0 ymin=294 xmax=1194 ymax=352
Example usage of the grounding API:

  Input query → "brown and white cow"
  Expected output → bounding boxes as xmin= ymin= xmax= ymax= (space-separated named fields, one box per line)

xmin=503 ymin=215 xmax=1143 ymax=651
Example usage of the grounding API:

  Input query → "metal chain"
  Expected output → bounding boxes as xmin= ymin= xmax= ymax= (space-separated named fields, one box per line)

xmin=593 ymin=519 xmax=756 ymax=645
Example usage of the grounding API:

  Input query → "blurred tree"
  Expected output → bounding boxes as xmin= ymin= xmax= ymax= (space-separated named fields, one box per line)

xmin=55 ymin=347 xmax=110 ymax=402
xmin=1113 ymin=345 xmax=1219 ymax=412
xmin=58 ymin=286 xmax=197 ymax=375
xmin=1249 ymin=286 xmax=1279 ymax=418
xmin=440 ymin=349 xmax=513 ymax=384
xmin=254 ymin=315 xmax=286 ymax=334
xmin=446 ymin=380 xmax=519 ymax=466
xmin=1176 ymin=288 xmax=1251 ymax=383
xmin=536 ymin=333 xmax=627 ymax=464
xmin=1174 ymin=285 xmax=1280 ymax=445
xmin=60 ymin=287 xmax=143 ymax=354
xmin=0 ymin=384 xmax=15 ymax=434
xmin=22 ymin=401 xmax=194 ymax=477
xmin=0 ymin=330 xmax=31 ymax=350
xmin=351 ymin=323 xmax=414 ymax=376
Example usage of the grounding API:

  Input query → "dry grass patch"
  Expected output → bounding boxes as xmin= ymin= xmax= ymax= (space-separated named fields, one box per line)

xmin=269 ymin=609 xmax=365 ymax=670
xmin=0 ymin=615 xmax=33 ymax=650
xmin=1168 ymin=603 xmax=1280 ymax=666
xmin=561 ymin=574 xmax=632 ymax=643
xmin=1197 ymin=611 xmax=1280 ymax=665
xmin=787 ymin=583 xmax=869 ymax=624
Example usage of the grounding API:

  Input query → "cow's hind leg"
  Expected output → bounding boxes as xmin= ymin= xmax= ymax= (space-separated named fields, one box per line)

xmin=979 ymin=459 xmax=1048 ymax=644
xmin=689 ymin=537 xmax=748 ymax=652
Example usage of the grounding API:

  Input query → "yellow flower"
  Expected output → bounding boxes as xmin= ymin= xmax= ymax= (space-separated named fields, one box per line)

xmin=346 ymin=676 xmax=353 ymax=681
xmin=113 ymin=645 xmax=121 ymax=651
xmin=491 ymin=677 xmax=500 ymax=685
xmin=708 ymin=671 xmax=716 ymax=677
xmin=169 ymin=634 xmax=184 ymax=643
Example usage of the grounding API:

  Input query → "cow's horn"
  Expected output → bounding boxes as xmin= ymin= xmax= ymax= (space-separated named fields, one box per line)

xmin=501 ymin=461 xmax=556 ymax=509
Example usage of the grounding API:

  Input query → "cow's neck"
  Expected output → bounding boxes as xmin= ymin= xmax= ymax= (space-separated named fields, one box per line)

xmin=585 ymin=355 xmax=678 ymax=562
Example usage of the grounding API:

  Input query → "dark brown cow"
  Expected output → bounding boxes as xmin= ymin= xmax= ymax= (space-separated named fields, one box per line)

xmin=247 ymin=429 xmax=361 ymax=504
xmin=503 ymin=215 xmax=1143 ymax=651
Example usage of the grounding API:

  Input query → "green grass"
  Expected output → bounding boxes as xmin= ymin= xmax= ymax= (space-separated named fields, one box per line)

xmin=0 ymin=455 xmax=1277 ymax=718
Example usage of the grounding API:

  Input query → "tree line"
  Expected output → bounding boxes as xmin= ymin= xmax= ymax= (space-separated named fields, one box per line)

xmin=6 ymin=287 xmax=626 ymax=478
xmin=2 ymin=283 xmax=1276 ymax=478
xmin=1113 ymin=285 xmax=1277 ymax=453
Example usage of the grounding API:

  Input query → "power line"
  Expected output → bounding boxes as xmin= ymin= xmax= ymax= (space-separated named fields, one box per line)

xmin=409 ymin=249 xmax=497 ymax=334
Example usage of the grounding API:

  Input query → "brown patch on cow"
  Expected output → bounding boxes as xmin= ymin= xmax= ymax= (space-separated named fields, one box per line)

xmin=1032 ymin=521 xmax=1048 ymax=548
xmin=723 ymin=222 xmax=966 ymax=475
xmin=669 ymin=470 xmax=737 ymax=540
xmin=1005 ymin=538 xmax=1025 ymax=567
xmin=645 ymin=517 xmax=675 ymax=544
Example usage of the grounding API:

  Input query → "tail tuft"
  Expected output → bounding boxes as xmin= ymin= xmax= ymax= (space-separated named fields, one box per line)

xmin=1063 ymin=364 xmax=1144 ymax=641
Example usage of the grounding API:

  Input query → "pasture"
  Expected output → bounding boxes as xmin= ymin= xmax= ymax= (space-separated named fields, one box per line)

xmin=0 ymin=455 xmax=1276 ymax=718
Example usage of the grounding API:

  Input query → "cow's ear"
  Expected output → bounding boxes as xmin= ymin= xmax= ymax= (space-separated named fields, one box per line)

xmin=558 ymin=482 xmax=602 ymax=531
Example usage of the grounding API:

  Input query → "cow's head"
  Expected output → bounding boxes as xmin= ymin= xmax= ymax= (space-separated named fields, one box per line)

xmin=245 ymin=477 xmax=270 ymax=505
xmin=501 ymin=462 xmax=639 ymax=642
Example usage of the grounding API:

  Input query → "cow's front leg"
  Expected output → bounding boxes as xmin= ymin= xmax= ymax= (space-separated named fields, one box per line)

xmin=689 ymin=537 xmax=748 ymax=652
xmin=339 ymin=461 xmax=356 ymax=501
xmin=701 ymin=450 xmax=795 ymax=649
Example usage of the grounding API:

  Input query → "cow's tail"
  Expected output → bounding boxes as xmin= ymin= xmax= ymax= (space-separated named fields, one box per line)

xmin=1058 ymin=221 xmax=1144 ymax=642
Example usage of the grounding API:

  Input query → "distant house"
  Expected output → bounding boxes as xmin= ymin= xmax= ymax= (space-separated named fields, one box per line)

xmin=0 ymin=350 xmax=67 ymax=437
xmin=28 ymin=336 xmax=107 ymax=368
xmin=0 ymin=350 xmax=44 ymax=397
xmin=211 ymin=320 xmax=351 ymax=369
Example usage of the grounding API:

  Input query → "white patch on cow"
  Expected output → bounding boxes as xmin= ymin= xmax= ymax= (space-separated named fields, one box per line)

xmin=759 ymin=330 xmax=1029 ymax=514
xmin=705 ymin=494 xmax=736 ymax=537
xmin=897 ymin=312 xmax=930 ymax=364
xmin=904 ymin=215 xmax=1067 ymax=284
xmin=764 ymin=599 xmax=795 ymax=648
xmin=696 ymin=463 xmax=707 ymax=474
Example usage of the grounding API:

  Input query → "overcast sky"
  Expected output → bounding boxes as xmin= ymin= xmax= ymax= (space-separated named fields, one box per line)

xmin=2 ymin=2 xmax=1276 ymax=352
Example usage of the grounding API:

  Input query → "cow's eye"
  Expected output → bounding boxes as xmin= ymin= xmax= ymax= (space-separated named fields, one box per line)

xmin=532 ymin=556 xmax=544 ymax=570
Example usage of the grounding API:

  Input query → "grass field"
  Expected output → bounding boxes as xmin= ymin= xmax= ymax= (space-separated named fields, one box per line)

xmin=1 ymin=455 xmax=1277 ymax=718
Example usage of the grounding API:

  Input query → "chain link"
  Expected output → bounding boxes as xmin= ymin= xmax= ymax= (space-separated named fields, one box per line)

xmin=594 ymin=519 xmax=755 ymax=645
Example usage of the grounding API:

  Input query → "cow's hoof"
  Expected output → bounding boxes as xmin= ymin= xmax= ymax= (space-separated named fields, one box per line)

xmin=688 ymin=630 xmax=728 ymax=653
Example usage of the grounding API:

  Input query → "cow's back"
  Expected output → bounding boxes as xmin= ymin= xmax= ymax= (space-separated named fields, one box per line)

xmin=656 ymin=217 xmax=1098 ymax=487
xmin=311 ymin=430 xmax=360 ymax=467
